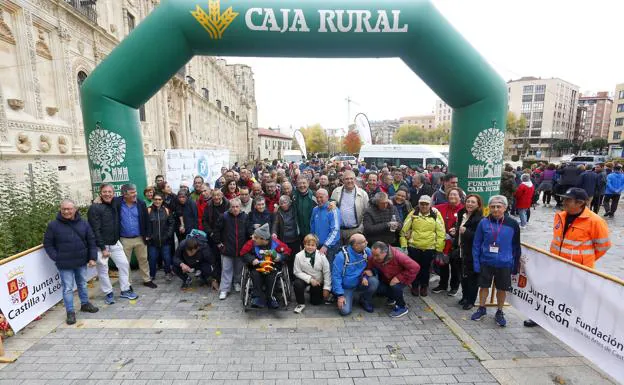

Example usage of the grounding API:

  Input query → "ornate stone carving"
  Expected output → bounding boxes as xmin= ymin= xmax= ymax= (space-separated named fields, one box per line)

xmin=57 ymin=25 xmax=71 ymax=42
xmin=46 ymin=106 xmax=59 ymax=116
xmin=39 ymin=134 xmax=51 ymax=152
xmin=77 ymin=40 xmax=84 ymax=54
xmin=35 ymin=29 xmax=52 ymax=59
xmin=0 ymin=8 xmax=16 ymax=45
xmin=0 ymin=83 xmax=7 ymax=143
xmin=7 ymin=98 xmax=24 ymax=110
xmin=17 ymin=133 xmax=31 ymax=153
xmin=143 ymin=143 xmax=150 ymax=154
xmin=24 ymin=10 xmax=43 ymax=119
xmin=8 ymin=120 xmax=73 ymax=135
xmin=110 ymin=24 xmax=116 ymax=33
xmin=58 ymin=135 xmax=68 ymax=153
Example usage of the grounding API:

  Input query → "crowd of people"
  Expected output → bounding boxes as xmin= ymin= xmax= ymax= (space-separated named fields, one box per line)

xmin=43 ymin=157 xmax=614 ymax=327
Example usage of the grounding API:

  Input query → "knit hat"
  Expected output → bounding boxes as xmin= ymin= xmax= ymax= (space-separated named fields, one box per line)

xmin=254 ymin=223 xmax=271 ymax=240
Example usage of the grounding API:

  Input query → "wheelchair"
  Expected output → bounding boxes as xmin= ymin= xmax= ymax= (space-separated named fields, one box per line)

xmin=241 ymin=261 xmax=292 ymax=311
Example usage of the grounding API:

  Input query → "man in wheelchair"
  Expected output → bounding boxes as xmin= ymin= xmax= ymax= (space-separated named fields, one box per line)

xmin=241 ymin=223 xmax=292 ymax=309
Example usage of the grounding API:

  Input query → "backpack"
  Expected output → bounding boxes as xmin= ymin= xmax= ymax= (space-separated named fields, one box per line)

xmin=340 ymin=246 xmax=368 ymax=277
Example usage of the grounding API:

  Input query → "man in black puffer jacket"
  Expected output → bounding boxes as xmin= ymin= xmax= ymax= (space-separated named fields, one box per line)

xmin=363 ymin=192 xmax=400 ymax=246
xmin=172 ymin=238 xmax=217 ymax=289
xmin=44 ymin=199 xmax=99 ymax=325
xmin=88 ymin=183 xmax=137 ymax=305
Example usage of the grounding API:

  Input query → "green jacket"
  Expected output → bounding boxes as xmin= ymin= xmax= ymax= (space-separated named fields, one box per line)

xmin=400 ymin=208 xmax=445 ymax=252
xmin=292 ymin=189 xmax=317 ymax=236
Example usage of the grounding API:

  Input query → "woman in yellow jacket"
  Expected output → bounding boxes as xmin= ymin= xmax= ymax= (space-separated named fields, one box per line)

xmin=400 ymin=195 xmax=446 ymax=297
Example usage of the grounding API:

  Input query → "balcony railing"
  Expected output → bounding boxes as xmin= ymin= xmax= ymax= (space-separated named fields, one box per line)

xmin=64 ymin=0 xmax=98 ymax=24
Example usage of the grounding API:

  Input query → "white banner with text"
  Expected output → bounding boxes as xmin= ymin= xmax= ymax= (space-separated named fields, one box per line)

xmin=165 ymin=149 xmax=230 ymax=193
xmin=510 ymin=246 xmax=624 ymax=381
xmin=0 ymin=248 xmax=97 ymax=333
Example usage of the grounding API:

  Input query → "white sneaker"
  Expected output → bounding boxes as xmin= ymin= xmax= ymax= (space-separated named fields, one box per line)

xmin=293 ymin=304 xmax=306 ymax=314
xmin=219 ymin=291 xmax=227 ymax=300
xmin=195 ymin=270 xmax=202 ymax=277
xmin=234 ymin=283 xmax=241 ymax=293
xmin=520 ymin=225 xmax=527 ymax=230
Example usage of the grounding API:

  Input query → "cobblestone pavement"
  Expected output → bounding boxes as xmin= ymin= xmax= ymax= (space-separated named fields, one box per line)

xmin=0 ymin=204 xmax=620 ymax=385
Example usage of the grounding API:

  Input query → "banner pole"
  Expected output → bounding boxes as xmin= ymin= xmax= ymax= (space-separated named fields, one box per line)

xmin=0 ymin=336 xmax=16 ymax=363
xmin=485 ymin=281 xmax=510 ymax=308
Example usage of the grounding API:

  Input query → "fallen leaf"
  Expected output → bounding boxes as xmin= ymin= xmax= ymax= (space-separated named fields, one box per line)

xmin=423 ymin=307 xmax=433 ymax=312
xmin=76 ymin=322 xmax=84 ymax=328
xmin=129 ymin=300 xmax=137 ymax=305
xmin=215 ymin=330 xmax=221 ymax=336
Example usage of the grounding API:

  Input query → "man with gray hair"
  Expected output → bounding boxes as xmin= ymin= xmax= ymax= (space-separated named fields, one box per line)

xmin=115 ymin=183 xmax=154 ymax=288
xmin=330 ymin=170 xmax=370 ymax=244
xmin=471 ymin=195 xmax=521 ymax=327
xmin=311 ymin=188 xmax=341 ymax=263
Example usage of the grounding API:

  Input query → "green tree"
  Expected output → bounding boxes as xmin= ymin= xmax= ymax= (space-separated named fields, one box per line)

xmin=505 ymin=111 xmax=527 ymax=156
xmin=553 ymin=139 xmax=573 ymax=153
xmin=590 ymin=138 xmax=608 ymax=152
xmin=299 ymin=124 xmax=328 ymax=154
xmin=394 ymin=125 xmax=448 ymax=144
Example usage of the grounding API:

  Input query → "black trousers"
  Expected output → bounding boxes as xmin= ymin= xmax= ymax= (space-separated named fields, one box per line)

xmin=603 ymin=194 xmax=621 ymax=215
xmin=437 ymin=257 xmax=461 ymax=291
xmin=542 ymin=191 xmax=552 ymax=204
xmin=408 ymin=248 xmax=435 ymax=289
xmin=293 ymin=278 xmax=323 ymax=305
xmin=172 ymin=261 xmax=214 ymax=283
xmin=250 ymin=269 xmax=278 ymax=301
xmin=591 ymin=195 xmax=603 ymax=213
xmin=285 ymin=241 xmax=301 ymax=282
xmin=460 ymin=272 xmax=479 ymax=305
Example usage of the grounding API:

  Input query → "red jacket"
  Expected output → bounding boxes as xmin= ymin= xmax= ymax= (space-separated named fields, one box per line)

xmin=434 ymin=202 xmax=464 ymax=255
xmin=264 ymin=191 xmax=281 ymax=213
xmin=196 ymin=196 xmax=210 ymax=231
xmin=367 ymin=247 xmax=420 ymax=286
xmin=514 ymin=183 xmax=535 ymax=209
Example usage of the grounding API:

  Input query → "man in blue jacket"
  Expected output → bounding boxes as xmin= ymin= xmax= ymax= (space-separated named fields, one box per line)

xmin=310 ymin=189 xmax=341 ymax=263
xmin=471 ymin=195 xmax=521 ymax=327
xmin=603 ymin=165 xmax=624 ymax=218
xmin=331 ymin=234 xmax=379 ymax=316
xmin=43 ymin=199 xmax=99 ymax=325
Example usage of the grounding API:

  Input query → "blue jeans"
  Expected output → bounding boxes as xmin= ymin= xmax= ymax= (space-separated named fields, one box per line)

xmin=58 ymin=266 xmax=89 ymax=313
xmin=518 ymin=208 xmax=528 ymax=227
xmin=324 ymin=244 xmax=341 ymax=265
xmin=377 ymin=281 xmax=407 ymax=308
xmin=148 ymin=244 xmax=172 ymax=279
xmin=339 ymin=276 xmax=379 ymax=316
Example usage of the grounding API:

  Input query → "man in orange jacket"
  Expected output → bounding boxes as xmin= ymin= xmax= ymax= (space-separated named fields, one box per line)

xmin=525 ymin=187 xmax=611 ymax=327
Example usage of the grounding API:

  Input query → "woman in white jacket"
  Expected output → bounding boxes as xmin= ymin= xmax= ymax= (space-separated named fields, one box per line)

xmin=293 ymin=234 xmax=332 ymax=313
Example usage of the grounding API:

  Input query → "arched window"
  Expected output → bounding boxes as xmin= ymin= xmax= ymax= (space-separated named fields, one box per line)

xmin=77 ymin=71 xmax=88 ymax=87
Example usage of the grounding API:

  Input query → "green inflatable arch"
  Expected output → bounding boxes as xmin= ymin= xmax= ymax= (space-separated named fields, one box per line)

xmin=81 ymin=0 xmax=507 ymax=201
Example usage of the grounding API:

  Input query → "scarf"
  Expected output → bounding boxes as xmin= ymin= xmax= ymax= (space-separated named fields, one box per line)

xmin=305 ymin=250 xmax=315 ymax=267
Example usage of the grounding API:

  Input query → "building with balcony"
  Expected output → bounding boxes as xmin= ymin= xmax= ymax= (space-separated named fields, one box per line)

xmin=607 ymin=83 xmax=624 ymax=157
xmin=400 ymin=115 xmax=436 ymax=130
xmin=370 ymin=119 xmax=400 ymax=144
xmin=434 ymin=99 xmax=452 ymax=129
xmin=578 ymin=92 xmax=612 ymax=140
xmin=257 ymin=128 xmax=292 ymax=160
xmin=0 ymin=0 xmax=258 ymax=202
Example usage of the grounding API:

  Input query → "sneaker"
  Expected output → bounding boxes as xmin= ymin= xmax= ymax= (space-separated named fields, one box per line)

xmin=458 ymin=298 xmax=468 ymax=306
xmin=195 ymin=269 xmax=202 ymax=277
xmin=447 ymin=289 xmax=458 ymax=297
xmin=520 ymin=225 xmax=527 ymax=230
xmin=104 ymin=292 xmax=115 ymax=305
xmin=389 ymin=305 xmax=409 ymax=318
xmin=604 ymin=212 xmax=611 ymax=217
xmin=119 ymin=289 xmax=138 ymax=300
xmin=462 ymin=303 xmax=474 ymax=311
xmin=419 ymin=287 xmax=428 ymax=297
xmin=66 ymin=311 xmax=76 ymax=325
xmin=431 ymin=285 xmax=446 ymax=294
xmin=386 ymin=299 xmax=397 ymax=307
xmin=80 ymin=302 xmax=99 ymax=313
xmin=234 ymin=283 xmax=241 ymax=293
xmin=359 ymin=300 xmax=374 ymax=313
xmin=410 ymin=287 xmax=420 ymax=297
xmin=524 ymin=319 xmax=538 ymax=328
xmin=143 ymin=281 xmax=157 ymax=289
xmin=181 ymin=276 xmax=193 ymax=289
xmin=495 ymin=310 xmax=507 ymax=327
xmin=165 ymin=273 xmax=173 ymax=282
xmin=268 ymin=298 xmax=280 ymax=309
xmin=219 ymin=291 xmax=227 ymax=300
xmin=324 ymin=293 xmax=336 ymax=305
xmin=293 ymin=304 xmax=306 ymax=314
xmin=471 ymin=306 xmax=487 ymax=321
xmin=251 ymin=297 xmax=266 ymax=308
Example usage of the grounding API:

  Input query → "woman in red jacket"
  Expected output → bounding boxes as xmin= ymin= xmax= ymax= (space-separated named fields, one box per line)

xmin=433 ymin=187 xmax=464 ymax=296
xmin=514 ymin=174 xmax=535 ymax=229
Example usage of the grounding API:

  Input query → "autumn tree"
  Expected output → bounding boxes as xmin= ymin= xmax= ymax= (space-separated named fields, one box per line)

xmin=504 ymin=111 xmax=527 ymax=156
xmin=299 ymin=124 xmax=327 ymax=154
xmin=343 ymin=131 xmax=363 ymax=154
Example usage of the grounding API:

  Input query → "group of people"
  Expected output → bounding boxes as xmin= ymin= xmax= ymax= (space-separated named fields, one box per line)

xmin=43 ymin=157 xmax=612 ymax=327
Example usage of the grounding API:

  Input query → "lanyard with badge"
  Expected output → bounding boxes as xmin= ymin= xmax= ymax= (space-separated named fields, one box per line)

xmin=488 ymin=217 xmax=503 ymax=254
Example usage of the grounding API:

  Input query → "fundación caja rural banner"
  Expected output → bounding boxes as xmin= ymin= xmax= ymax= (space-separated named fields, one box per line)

xmin=509 ymin=245 xmax=624 ymax=381
xmin=0 ymin=248 xmax=96 ymax=333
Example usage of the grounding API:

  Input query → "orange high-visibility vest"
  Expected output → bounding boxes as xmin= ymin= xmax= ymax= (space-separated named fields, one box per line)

xmin=550 ymin=208 xmax=611 ymax=268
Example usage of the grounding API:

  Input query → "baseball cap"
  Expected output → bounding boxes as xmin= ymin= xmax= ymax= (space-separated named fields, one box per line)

xmin=559 ymin=187 xmax=588 ymax=201
xmin=418 ymin=195 xmax=432 ymax=204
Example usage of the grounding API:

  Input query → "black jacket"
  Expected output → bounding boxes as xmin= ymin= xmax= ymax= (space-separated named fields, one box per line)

xmin=363 ymin=201 xmax=400 ymax=246
xmin=409 ymin=184 xmax=434 ymax=208
xmin=175 ymin=199 xmax=198 ymax=236
xmin=87 ymin=200 xmax=120 ymax=250
xmin=247 ymin=209 xmax=273 ymax=236
xmin=272 ymin=206 xmax=299 ymax=243
xmin=114 ymin=197 xmax=151 ymax=239
xmin=43 ymin=212 xmax=98 ymax=269
xmin=202 ymin=200 xmax=230 ymax=236
xmin=558 ymin=165 xmax=582 ymax=186
xmin=214 ymin=211 xmax=249 ymax=257
xmin=147 ymin=205 xmax=175 ymax=246
xmin=173 ymin=239 xmax=215 ymax=270
xmin=452 ymin=208 xmax=483 ymax=274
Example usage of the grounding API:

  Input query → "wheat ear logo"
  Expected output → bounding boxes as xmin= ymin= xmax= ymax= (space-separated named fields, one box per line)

xmin=191 ymin=0 xmax=239 ymax=40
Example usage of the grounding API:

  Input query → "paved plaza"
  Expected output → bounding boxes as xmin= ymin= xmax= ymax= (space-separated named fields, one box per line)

xmin=0 ymin=205 xmax=621 ymax=385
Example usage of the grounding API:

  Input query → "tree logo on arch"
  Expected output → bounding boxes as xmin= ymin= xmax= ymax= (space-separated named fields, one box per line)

xmin=87 ymin=123 xmax=129 ymax=184
xmin=469 ymin=128 xmax=505 ymax=179
xmin=191 ymin=0 xmax=239 ymax=40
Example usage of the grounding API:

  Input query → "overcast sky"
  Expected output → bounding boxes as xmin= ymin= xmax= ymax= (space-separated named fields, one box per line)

xmin=224 ymin=0 xmax=624 ymax=134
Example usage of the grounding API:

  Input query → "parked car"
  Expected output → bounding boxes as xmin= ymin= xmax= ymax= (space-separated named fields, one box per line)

xmin=330 ymin=155 xmax=357 ymax=165
xmin=568 ymin=155 xmax=608 ymax=168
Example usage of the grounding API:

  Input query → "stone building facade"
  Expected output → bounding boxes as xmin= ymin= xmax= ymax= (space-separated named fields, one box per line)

xmin=0 ymin=0 xmax=257 ymax=202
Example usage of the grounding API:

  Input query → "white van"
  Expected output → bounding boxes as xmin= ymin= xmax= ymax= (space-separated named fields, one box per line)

xmin=283 ymin=150 xmax=305 ymax=164
xmin=358 ymin=144 xmax=448 ymax=170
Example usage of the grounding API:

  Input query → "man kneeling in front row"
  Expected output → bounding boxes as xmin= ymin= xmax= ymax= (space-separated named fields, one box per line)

xmin=365 ymin=242 xmax=420 ymax=318
xmin=172 ymin=238 xmax=219 ymax=289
